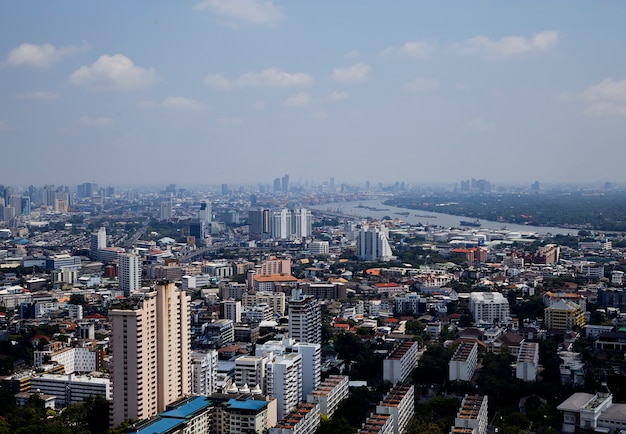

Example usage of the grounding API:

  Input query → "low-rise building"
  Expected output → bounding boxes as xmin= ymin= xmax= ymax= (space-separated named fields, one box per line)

xmin=449 ymin=341 xmax=478 ymax=382
xmin=516 ymin=342 xmax=539 ymax=382
xmin=450 ymin=395 xmax=489 ymax=434
xmin=375 ymin=384 xmax=415 ymax=434
xmin=269 ymin=402 xmax=320 ymax=434
xmin=382 ymin=341 xmax=419 ymax=385
xmin=306 ymin=375 xmax=349 ymax=418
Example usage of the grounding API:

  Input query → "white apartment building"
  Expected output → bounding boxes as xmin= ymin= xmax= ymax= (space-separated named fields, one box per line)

xmin=191 ymin=350 xmax=218 ymax=396
xmin=375 ymin=384 xmax=415 ymax=434
xmin=356 ymin=225 xmax=394 ymax=261
xmin=270 ymin=402 xmax=320 ymax=434
xmin=449 ymin=341 xmax=479 ymax=382
xmin=469 ymin=292 xmax=510 ymax=324
xmin=182 ymin=274 xmax=213 ymax=289
xmin=242 ymin=304 xmax=273 ymax=323
xmin=266 ymin=352 xmax=303 ymax=420
xmin=257 ymin=338 xmax=321 ymax=402
xmin=358 ymin=413 xmax=394 ymax=434
xmin=118 ymin=253 xmax=141 ymax=297
xmin=34 ymin=345 xmax=98 ymax=374
xmin=288 ymin=294 xmax=321 ymax=345
xmin=109 ymin=283 xmax=191 ymax=427
xmin=383 ymin=341 xmax=419 ymax=385
xmin=235 ymin=355 xmax=268 ymax=391
xmin=306 ymin=375 xmax=349 ymax=418
xmin=516 ymin=342 xmax=539 ymax=382
xmin=450 ymin=395 xmax=489 ymax=434
xmin=309 ymin=241 xmax=329 ymax=256
xmin=222 ymin=299 xmax=242 ymax=323
xmin=30 ymin=373 xmax=111 ymax=409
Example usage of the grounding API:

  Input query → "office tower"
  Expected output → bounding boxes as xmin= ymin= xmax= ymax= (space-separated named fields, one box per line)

xmin=77 ymin=182 xmax=98 ymax=198
xmin=54 ymin=192 xmax=69 ymax=213
xmin=221 ymin=299 xmax=242 ymax=323
xmin=109 ymin=283 xmax=191 ymax=427
xmin=291 ymin=208 xmax=312 ymax=240
xmin=288 ymin=292 xmax=321 ymax=345
xmin=249 ymin=209 xmax=271 ymax=239
xmin=20 ymin=196 xmax=30 ymax=216
xmin=271 ymin=209 xmax=292 ymax=240
xmin=90 ymin=227 xmax=107 ymax=259
xmin=281 ymin=174 xmax=289 ymax=193
xmin=273 ymin=178 xmax=281 ymax=192
xmin=198 ymin=200 xmax=212 ymax=223
xmin=191 ymin=350 xmax=218 ymax=396
xmin=119 ymin=253 xmax=141 ymax=297
xmin=221 ymin=184 xmax=229 ymax=195
xmin=160 ymin=201 xmax=172 ymax=221
xmin=356 ymin=225 xmax=394 ymax=261
xmin=9 ymin=195 xmax=22 ymax=216
xmin=189 ymin=220 xmax=206 ymax=242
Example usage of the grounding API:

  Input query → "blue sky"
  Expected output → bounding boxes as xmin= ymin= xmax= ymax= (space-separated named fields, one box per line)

xmin=1 ymin=1 xmax=625 ymax=188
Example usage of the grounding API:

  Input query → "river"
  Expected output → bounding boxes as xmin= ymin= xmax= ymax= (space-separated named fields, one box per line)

xmin=310 ymin=199 xmax=575 ymax=235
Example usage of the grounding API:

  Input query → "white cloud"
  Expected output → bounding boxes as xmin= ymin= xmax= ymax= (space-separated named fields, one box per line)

xmin=583 ymin=78 xmax=626 ymax=101
xmin=160 ymin=96 xmax=207 ymax=111
xmin=204 ymin=73 xmax=233 ymax=90
xmin=404 ymin=78 xmax=440 ymax=92
xmin=327 ymin=91 xmax=350 ymax=101
xmin=21 ymin=91 xmax=59 ymax=100
xmin=467 ymin=117 xmax=495 ymax=132
xmin=70 ymin=54 xmax=158 ymax=91
xmin=584 ymin=102 xmax=626 ymax=117
xmin=455 ymin=31 xmax=559 ymax=57
xmin=331 ymin=63 xmax=370 ymax=83
xmin=80 ymin=116 xmax=114 ymax=127
xmin=3 ymin=42 xmax=88 ymax=68
xmin=193 ymin=0 xmax=284 ymax=26
xmin=382 ymin=40 xmax=434 ymax=57
xmin=237 ymin=67 xmax=313 ymax=87
xmin=206 ymin=67 xmax=313 ymax=89
xmin=284 ymin=92 xmax=311 ymax=106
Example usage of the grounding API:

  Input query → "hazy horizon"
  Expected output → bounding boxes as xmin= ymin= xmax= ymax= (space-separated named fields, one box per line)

xmin=2 ymin=1 xmax=625 ymax=186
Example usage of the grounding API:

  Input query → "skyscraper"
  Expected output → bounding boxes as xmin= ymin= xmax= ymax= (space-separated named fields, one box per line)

xmin=288 ymin=291 xmax=321 ymax=345
xmin=198 ymin=200 xmax=211 ymax=223
xmin=90 ymin=227 xmax=106 ymax=259
xmin=271 ymin=209 xmax=292 ymax=240
xmin=109 ymin=283 xmax=191 ymax=427
xmin=281 ymin=174 xmax=289 ymax=193
xmin=356 ymin=225 xmax=394 ymax=261
xmin=160 ymin=201 xmax=172 ymax=221
xmin=291 ymin=208 xmax=312 ymax=240
xmin=119 ymin=253 xmax=141 ymax=296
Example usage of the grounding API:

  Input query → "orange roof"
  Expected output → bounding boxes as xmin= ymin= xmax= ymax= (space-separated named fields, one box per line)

xmin=254 ymin=274 xmax=298 ymax=282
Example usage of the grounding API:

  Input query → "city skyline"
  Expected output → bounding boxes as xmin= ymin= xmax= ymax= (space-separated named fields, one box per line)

xmin=1 ymin=1 xmax=626 ymax=186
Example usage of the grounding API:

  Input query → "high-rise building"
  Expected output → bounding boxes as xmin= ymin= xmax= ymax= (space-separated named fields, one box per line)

xmin=198 ymin=201 xmax=212 ymax=223
xmin=288 ymin=292 xmax=321 ymax=345
xmin=291 ymin=208 xmax=312 ymax=240
xmin=191 ymin=350 xmax=218 ymax=396
xmin=249 ymin=209 xmax=271 ymax=239
xmin=109 ymin=283 xmax=191 ymax=427
xmin=160 ymin=201 xmax=172 ymax=221
xmin=281 ymin=174 xmax=289 ymax=193
xmin=90 ymin=227 xmax=107 ymax=259
xmin=271 ymin=209 xmax=292 ymax=240
xmin=119 ymin=253 xmax=141 ymax=296
xmin=266 ymin=352 xmax=302 ymax=420
xmin=221 ymin=299 xmax=242 ymax=323
xmin=356 ymin=225 xmax=394 ymax=261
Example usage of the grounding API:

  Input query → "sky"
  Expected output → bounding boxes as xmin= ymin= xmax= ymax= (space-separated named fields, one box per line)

xmin=1 ymin=1 xmax=626 ymax=188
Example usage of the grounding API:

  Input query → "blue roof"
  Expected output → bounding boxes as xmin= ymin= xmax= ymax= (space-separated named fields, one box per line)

xmin=161 ymin=396 xmax=212 ymax=419
xmin=133 ymin=417 xmax=183 ymax=434
xmin=226 ymin=398 xmax=268 ymax=412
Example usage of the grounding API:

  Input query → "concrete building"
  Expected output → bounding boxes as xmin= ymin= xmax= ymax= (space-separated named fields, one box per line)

xmin=242 ymin=291 xmax=286 ymax=315
xmin=544 ymin=300 xmax=585 ymax=331
xmin=309 ymin=241 xmax=329 ymax=256
xmin=469 ymin=292 xmax=510 ymax=324
xmin=191 ymin=350 xmax=218 ymax=396
xmin=288 ymin=293 xmax=321 ymax=345
xmin=235 ymin=355 xmax=268 ymax=392
xmin=109 ymin=283 xmax=191 ymax=427
xmin=450 ymin=395 xmax=489 ymax=434
xmin=383 ymin=341 xmax=419 ymax=385
xmin=30 ymin=373 xmax=111 ymax=409
xmin=306 ymin=375 xmax=349 ymax=418
xmin=356 ymin=225 xmax=394 ymax=261
xmin=557 ymin=392 xmax=626 ymax=433
xmin=266 ymin=352 xmax=303 ymax=420
xmin=90 ymin=227 xmax=107 ymax=259
xmin=375 ymin=384 xmax=415 ymax=434
xmin=270 ymin=402 xmax=320 ymax=434
xmin=449 ymin=341 xmax=478 ymax=382
xmin=118 ymin=253 xmax=141 ymax=297
xmin=358 ymin=413 xmax=394 ymax=434
xmin=516 ymin=341 xmax=539 ymax=382
xmin=221 ymin=299 xmax=242 ymax=323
